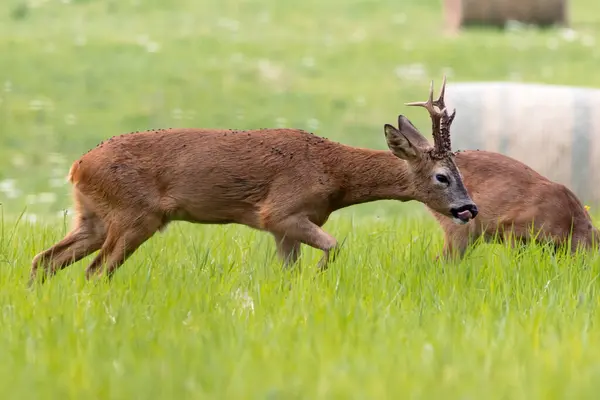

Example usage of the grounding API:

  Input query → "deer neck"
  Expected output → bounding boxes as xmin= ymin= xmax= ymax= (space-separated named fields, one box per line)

xmin=329 ymin=148 xmax=416 ymax=210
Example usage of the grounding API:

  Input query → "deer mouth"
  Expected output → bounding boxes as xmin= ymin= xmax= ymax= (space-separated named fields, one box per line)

xmin=450 ymin=205 xmax=478 ymax=225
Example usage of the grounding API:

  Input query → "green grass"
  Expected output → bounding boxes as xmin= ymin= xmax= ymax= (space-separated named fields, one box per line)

xmin=3 ymin=0 xmax=600 ymax=398
xmin=4 ymin=214 xmax=600 ymax=399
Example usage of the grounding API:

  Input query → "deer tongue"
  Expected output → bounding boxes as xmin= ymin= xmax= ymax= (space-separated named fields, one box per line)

xmin=457 ymin=210 xmax=472 ymax=222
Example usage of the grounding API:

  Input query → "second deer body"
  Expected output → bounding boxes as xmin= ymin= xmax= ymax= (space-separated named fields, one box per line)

xmin=429 ymin=149 xmax=600 ymax=258
xmin=402 ymin=80 xmax=600 ymax=257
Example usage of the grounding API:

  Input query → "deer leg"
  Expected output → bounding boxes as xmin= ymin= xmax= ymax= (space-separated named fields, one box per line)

xmin=29 ymin=216 xmax=106 ymax=286
xmin=565 ymin=235 xmax=586 ymax=255
xmin=85 ymin=215 xmax=162 ymax=280
xmin=272 ymin=233 xmax=302 ymax=268
xmin=268 ymin=216 xmax=337 ymax=272
xmin=439 ymin=229 xmax=471 ymax=261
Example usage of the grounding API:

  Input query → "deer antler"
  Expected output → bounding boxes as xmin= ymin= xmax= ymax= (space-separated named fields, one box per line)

xmin=405 ymin=75 xmax=456 ymax=159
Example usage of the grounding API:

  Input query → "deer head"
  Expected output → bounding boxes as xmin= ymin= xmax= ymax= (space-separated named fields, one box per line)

xmin=384 ymin=76 xmax=477 ymax=224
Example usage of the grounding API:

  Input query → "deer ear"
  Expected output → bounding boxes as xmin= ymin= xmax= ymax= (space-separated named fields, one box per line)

xmin=384 ymin=123 xmax=421 ymax=161
xmin=396 ymin=115 xmax=432 ymax=150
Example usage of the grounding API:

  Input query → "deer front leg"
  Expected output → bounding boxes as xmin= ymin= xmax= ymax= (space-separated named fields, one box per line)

xmin=272 ymin=233 xmax=302 ymax=268
xmin=268 ymin=216 xmax=338 ymax=272
xmin=438 ymin=228 xmax=471 ymax=261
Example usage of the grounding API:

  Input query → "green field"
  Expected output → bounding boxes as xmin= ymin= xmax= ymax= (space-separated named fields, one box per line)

xmin=3 ymin=0 xmax=600 ymax=398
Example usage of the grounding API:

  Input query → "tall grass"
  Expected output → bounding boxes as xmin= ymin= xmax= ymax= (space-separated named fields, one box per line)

xmin=1 ymin=215 xmax=600 ymax=399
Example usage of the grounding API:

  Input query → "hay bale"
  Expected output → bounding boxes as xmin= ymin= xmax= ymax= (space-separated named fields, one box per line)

xmin=444 ymin=82 xmax=600 ymax=205
xmin=444 ymin=0 xmax=568 ymax=32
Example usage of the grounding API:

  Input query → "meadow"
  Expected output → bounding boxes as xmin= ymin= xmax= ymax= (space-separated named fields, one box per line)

xmin=2 ymin=0 xmax=600 ymax=398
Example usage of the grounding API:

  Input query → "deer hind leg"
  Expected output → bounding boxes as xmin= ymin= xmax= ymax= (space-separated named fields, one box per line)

xmin=272 ymin=233 xmax=302 ymax=268
xmin=267 ymin=216 xmax=337 ymax=272
xmin=29 ymin=212 xmax=106 ymax=286
xmin=84 ymin=213 xmax=163 ymax=280
xmin=568 ymin=230 xmax=596 ymax=255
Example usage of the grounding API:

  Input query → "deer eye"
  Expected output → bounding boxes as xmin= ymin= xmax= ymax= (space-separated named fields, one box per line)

xmin=435 ymin=174 xmax=449 ymax=185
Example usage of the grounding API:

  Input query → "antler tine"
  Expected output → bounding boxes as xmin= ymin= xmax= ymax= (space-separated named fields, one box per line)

xmin=404 ymin=80 xmax=439 ymax=116
xmin=447 ymin=107 xmax=456 ymax=124
xmin=433 ymin=74 xmax=447 ymax=109
xmin=403 ymin=76 xmax=455 ymax=159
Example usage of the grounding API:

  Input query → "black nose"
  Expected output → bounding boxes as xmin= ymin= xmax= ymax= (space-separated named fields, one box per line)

xmin=469 ymin=204 xmax=479 ymax=218
xmin=450 ymin=204 xmax=478 ymax=219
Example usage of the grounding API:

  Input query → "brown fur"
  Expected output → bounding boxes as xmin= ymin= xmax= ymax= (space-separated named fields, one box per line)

xmin=30 ymin=117 xmax=477 ymax=285
xmin=429 ymin=149 xmax=600 ymax=258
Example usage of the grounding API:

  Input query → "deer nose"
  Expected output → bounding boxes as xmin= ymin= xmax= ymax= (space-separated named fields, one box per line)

xmin=450 ymin=204 xmax=478 ymax=222
xmin=467 ymin=204 xmax=478 ymax=219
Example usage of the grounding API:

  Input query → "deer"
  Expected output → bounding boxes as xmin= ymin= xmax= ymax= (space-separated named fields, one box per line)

xmin=406 ymin=82 xmax=600 ymax=259
xmin=29 ymin=76 xmax=478 ymax=286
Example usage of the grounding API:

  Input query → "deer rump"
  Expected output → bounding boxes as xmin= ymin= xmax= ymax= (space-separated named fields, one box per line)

xmin=428 ymin=149 xmax=600 ymax=258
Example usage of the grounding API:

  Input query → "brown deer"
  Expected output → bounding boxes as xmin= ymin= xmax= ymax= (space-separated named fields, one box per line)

xmin=29 ymin=77 xmax=478 ymax=285
xmin=408 ymin=85 xmax=600 ymax=259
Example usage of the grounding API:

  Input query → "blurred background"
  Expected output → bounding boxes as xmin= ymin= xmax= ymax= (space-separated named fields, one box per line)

xmin=1 ymin=0 xmax=600 ymax=221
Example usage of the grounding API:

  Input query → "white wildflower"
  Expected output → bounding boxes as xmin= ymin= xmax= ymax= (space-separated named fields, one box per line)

xmin=217 ymin=18 xmax=240 ymax=32
xmin=24 ymin=213 xmax=38 ymax=224
xmin=64 ymin=114 xmax=77 ymax=125
xmin=0 ymin=179 xmax=21 ymax=199
xmin=171 ymin=108 xmax=183 ymax=120
xmin=257 ymin=59 xmax=282 ymax=81
xmin=75 ymin=35 xmax=87 ymax=47
xmin=232 ymin=289 xmax=254 ymax=315
xmin=421 ymin=342 xmax=434 ymax=363
xmin=11 ymin=154 xmax=25 ymax=167
xmin=145 ymin=41 xmax=160 ymax=53
xmin=560 ymin=28 xmax=578 ymax=42
xmin=136 ymin=35 xmax=160 ymax=53
xmin=257 ymin=11 xmax=270 ymax=24
xmin=301 ymin=56 xmax=315 ymax=68
xmin=505 ymin=19 xmax=526 ymax=32
xmin=392 ymin=13 xmax=407 ymax=25
xmin=307 ymin=118 xmax=320 ymax=131
xmin=37 ymin=192 xmax=57 ymax=204
xmin=581 ymin=35 xmax=595 ymax=47
xmin=394 ymin=63 xmax=427 ymax=81
xmin=350 ymin=28 xmax=366 ymax=43
xmin=29 ymin=99 xmax=44 ymax=111
xmin=275 ymin=117 xmax=287 ymax=128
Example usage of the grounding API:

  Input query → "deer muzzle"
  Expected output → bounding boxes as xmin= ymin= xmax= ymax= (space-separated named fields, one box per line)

xmin=450 ymin=204 xmax=478 ymax=224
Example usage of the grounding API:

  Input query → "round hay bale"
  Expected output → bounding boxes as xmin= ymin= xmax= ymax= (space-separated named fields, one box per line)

xmin=443 ymin=0 xmax=568 ymax=32
xmin=444 ymin=81 xmax=600 ymax=205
